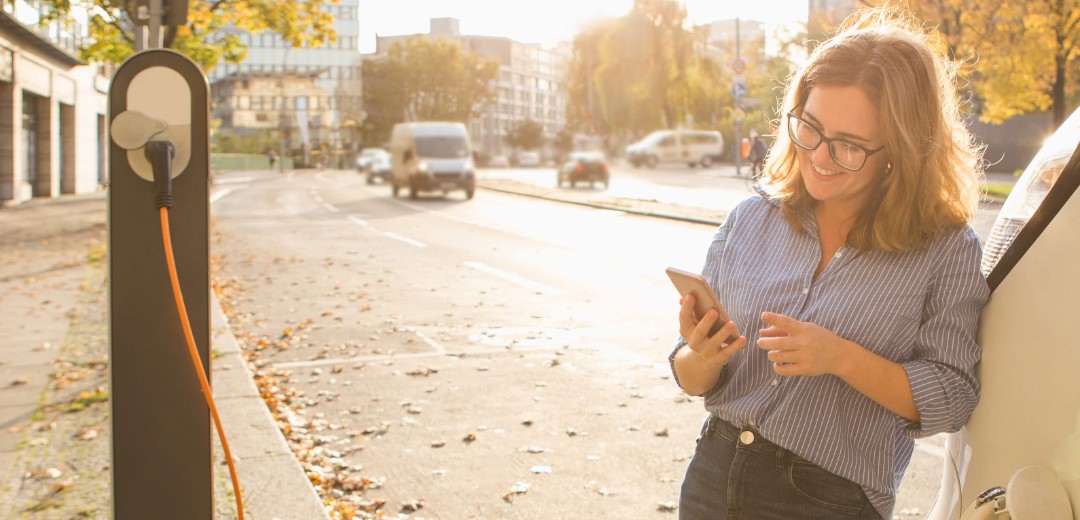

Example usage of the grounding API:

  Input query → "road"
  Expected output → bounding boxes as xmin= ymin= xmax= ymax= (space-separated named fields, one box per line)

xmin=209 ymin=165 xmax=994 ymax=518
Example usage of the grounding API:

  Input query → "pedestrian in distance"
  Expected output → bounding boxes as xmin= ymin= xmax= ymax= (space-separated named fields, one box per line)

xmin=749 ymin=134 xmax=767 ymax=176
xmin=267 ymin=149 xmax=278 ymax=169
xmin=670 ymin=7 xmax=987 ymax=520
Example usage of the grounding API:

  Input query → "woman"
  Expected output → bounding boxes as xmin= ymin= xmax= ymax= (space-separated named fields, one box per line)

xmin=670 ymin=8 xmax=988 ymax=520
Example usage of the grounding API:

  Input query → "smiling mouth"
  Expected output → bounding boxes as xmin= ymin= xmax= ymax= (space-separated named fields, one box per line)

xmin=812 ymin=162 xmax=846 ymax=177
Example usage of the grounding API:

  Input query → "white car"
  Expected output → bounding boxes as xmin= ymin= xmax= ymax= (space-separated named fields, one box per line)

xmin=516 ymin=151 xmax=541 ymax=167
xmin=356 ymin=148 xmax=388 ymax=172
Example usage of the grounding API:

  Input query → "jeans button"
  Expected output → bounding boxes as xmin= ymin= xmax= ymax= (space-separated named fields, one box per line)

xmin=739 ymin=430 xmax=755 ymax=445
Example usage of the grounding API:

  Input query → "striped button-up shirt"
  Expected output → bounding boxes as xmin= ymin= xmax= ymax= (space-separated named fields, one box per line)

xmin=670 ymin=194 xmax=988 ymax=519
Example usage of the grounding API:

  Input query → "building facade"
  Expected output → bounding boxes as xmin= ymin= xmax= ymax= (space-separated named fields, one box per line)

xmin=208 ymin=0 xmax=363 ymax=167
xmin=374 ymin=18 xmax=569 ymax=158
xmin=0 ymin=0 xmax=108 ymax=205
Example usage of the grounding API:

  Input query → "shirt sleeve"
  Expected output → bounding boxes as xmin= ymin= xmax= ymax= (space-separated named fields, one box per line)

xmin=669 ymin=205 xmax=738 ymax=391
xmin=898 ymin=228 xmax=989 ymax=438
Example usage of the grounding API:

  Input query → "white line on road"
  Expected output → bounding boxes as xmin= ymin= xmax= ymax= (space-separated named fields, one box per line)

xmin=322 ymin=202 xmax=338 ymax=213
xmin=384 ymin=232 xmax=427 ymax=248
xmin=214 ymin=176 xmax=256 ymax=185
xmin=347 ymin=214 xmax=426 ymax=247
xmin=273 ymin=327 xmax=446 ymax=370
xmin=463 ymin=261 xmax=559 ymax=295
xmin=347 ymin=215 xmax=371 ymax=228
xmin=410 ymin=328 xmax=447 ymax=355
xmin=210 ymin=188 xmax=236 ymax=204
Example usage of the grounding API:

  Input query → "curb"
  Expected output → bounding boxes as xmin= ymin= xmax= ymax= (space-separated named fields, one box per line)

xmin=477 ymin=183 xmax=725 ymax=227
xmin=210 ymin=293 xmax=331 ymax=519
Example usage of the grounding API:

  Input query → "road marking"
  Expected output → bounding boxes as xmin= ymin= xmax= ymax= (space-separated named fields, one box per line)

xmin=274 ymin=327 xmax=445 ymax=369
xmin=322 ymin=202 xmax=338 ymax=213
xmin=214 ymin=176 xmax=255 ymax=185
xmin=347 ymin=215 xmax=371 ymax=228
xmin=210 ymin=188 xmax=236 ymax=204
xmin=464 ymin=261 xmax=558 ymax=295
xmin=348 ymin=214 xmax=425 ymax=247
xmin=411 ymin=328 xmax=447 ymax=355
xmin=384 ymin=232 xmax=426 ymax=248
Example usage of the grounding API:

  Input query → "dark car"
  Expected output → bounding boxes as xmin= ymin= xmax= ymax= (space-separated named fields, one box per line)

xmin=559 ymin=151 xmax=609 ymax=188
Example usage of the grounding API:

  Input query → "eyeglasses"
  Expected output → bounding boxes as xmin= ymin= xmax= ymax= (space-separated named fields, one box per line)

xmin=786 ymin=112 xmax=885 ymax=172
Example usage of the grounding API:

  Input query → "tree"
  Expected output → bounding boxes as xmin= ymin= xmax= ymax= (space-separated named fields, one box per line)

xmin=564 ymin=0 xmax=797 ymax=152
xmin=505 ymin=119 xmax=545 ymax=151
xmin=361 ymin=37 xmax=499 ymax=145
xmin=875 ymin=0 xmax=1080 ymax=126
xmin=43 ymin=0 xmax=339 ymax=72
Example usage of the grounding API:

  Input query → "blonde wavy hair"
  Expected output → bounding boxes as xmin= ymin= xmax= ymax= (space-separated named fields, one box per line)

xmin=760 ymin=7 xmax=984 ymax=252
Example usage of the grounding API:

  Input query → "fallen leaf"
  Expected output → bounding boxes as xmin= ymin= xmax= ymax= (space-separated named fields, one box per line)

xmin=503 ymin=482 xmax=531 ymax=502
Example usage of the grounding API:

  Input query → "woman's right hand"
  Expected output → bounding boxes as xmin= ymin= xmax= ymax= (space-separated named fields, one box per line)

xmin=678 ymin=293 xmax=747 ymax=369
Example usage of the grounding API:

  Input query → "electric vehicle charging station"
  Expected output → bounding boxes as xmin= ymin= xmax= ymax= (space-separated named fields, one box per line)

xmin=927 ymin=110 xmax=1080 ymax=519
xmin=107 ymin=47 xmax=213 ymax=518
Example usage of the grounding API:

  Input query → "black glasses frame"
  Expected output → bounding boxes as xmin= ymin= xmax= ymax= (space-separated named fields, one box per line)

xmin=786 ymin=111 xmax=885 ymax=172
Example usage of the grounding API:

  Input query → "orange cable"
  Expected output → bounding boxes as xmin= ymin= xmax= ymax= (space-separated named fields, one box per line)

xmin=160 ymin=207 xmax=245 ymax=520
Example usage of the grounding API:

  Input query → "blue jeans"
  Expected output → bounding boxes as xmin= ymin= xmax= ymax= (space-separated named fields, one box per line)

xmin=679 ymin=415 xmax=881 ymax=520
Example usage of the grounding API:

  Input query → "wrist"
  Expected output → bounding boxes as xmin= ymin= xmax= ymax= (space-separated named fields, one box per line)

xmin=831 ymin=338 xmax=861 ymax=379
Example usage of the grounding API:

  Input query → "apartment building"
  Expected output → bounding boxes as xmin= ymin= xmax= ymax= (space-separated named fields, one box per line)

xmin=0 ymin=0 xmax=108 ymax=205
xmin=374 ymin=18 xmax=569 ymax=157
xmin=208 ymin=0 xmax=363 ymax=165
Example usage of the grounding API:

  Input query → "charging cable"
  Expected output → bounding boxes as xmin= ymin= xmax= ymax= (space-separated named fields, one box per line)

xmin=148 ymin=141 xmax=245 ymax=519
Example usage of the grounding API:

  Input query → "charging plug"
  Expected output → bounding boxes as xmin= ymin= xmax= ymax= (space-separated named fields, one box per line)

xmin=146 ymin=141 xmax=176 ymax=209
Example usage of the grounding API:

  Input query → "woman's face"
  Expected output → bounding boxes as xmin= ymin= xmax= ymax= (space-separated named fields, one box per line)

xmin=795 ymin=85 xmax=888 ymax=213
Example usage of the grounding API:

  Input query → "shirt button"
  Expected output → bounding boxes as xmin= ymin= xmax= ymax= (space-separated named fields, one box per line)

xmin=802 ymin=287 xmax=809 ymax=295
xmin=835 ymin=251 xmax=843 ymax=258
xmin=771 ymin=379 xmax=779 ymax=386
xmin=739 ymin=430 xmax=755 ymax=445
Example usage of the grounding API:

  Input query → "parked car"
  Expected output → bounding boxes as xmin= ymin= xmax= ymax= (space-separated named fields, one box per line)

xmin=356 ymin=148 xmax=388 ymax=172
xmin=487 ymin=155 xmax=511 ymax=168
xmin=516 ymin=151 xmax=541 ymax=167
xmin=559 ymin=151 xmax=609 ymax=188
xmin=626 ymin=129 xmax=724 ymax=168
xmin=366 ymin=151 xmax=391 ymax=184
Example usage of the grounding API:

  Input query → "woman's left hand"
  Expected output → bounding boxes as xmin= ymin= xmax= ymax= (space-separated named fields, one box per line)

xmin=756 ymin=312 xmax=855 ymax=377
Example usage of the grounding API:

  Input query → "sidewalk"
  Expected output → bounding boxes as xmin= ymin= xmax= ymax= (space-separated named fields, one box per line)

xmin=0 ymin=193 xmax=326 ymax=519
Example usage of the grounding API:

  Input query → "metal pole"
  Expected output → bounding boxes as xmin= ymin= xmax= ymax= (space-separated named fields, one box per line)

xmin=148 ymin=0 xmax=163 ymax=49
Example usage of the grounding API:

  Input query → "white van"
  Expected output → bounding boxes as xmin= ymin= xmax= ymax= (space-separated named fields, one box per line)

xmin=389 ymin=122 xmax=475 ymax=199
xmin=626 ymin=129 xmax=725 ymax=168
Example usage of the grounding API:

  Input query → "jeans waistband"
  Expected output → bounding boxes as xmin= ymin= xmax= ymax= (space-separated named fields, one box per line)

xmin=706 ymin=415 xmax=812 ymax=464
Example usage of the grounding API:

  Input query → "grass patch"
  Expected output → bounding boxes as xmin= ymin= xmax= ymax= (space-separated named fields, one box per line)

xmin=87 ymin=244 xmax=106 ymax=264
xmin=983 ymin=182 xmax=1014 ymax=200
xmin=67 ymin=388 xmax=109 ymax=413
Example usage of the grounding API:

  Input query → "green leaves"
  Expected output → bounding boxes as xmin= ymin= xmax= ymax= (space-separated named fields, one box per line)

xmin=362 ymin=37 xmax=499 ymax=145
xmin=47 ymin=0 xmax=339 ymax=72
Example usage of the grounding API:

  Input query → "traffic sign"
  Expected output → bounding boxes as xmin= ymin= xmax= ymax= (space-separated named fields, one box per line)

xmin=733 ymin=108 xmax=746 ymax=122
xmin=731 ymin=58 xmax=746 ymax=74
xmin=732 ymin=83 xmax=747 ymax=99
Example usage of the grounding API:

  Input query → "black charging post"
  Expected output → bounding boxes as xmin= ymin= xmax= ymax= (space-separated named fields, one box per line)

xmin=107 ymin=6 xmax=212 ymax=516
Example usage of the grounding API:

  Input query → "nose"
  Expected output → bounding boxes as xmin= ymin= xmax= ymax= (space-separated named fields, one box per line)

xmin=809 ymin=141 xmax=835 ymax=169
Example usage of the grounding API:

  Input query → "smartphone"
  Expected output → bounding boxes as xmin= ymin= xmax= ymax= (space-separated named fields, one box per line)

xmin=665 ymin=267 xmax=739 ymax=344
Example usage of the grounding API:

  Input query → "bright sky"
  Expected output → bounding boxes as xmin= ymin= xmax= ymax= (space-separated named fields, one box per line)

xmin=357 ymin=0 xmax=809 ymax=54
